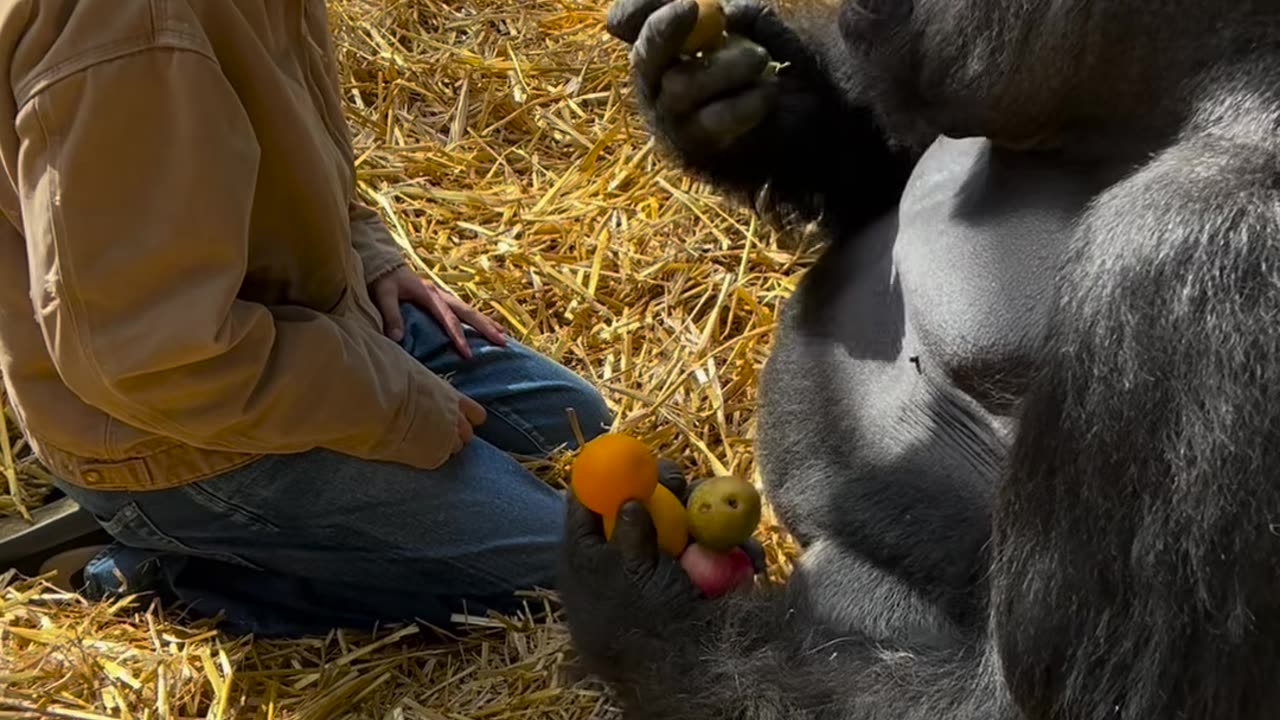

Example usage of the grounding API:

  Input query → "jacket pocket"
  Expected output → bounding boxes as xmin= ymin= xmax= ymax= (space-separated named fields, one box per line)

xmin=99 ymin=501 xmax=264 ymax=572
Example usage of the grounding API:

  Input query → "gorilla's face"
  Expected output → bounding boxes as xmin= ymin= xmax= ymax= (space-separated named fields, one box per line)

xmin=837 ymin=0 xmax=1089 ymax=148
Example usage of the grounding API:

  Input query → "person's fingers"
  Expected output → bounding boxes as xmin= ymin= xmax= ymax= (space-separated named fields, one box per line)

xmin=409 ymin=282 xmax=472 ymax=359
xmin=372 ymin=280 xmax=405 ymax=342
xmin=459 ymin=394 xmax=487 ymax=426
xmin=446 ymin=296 xmax=508 ymax=347
xmin=456 ymin=406 xmax=475 ymax=445
xmin=450 ymin=416 xmax=466 ymax=455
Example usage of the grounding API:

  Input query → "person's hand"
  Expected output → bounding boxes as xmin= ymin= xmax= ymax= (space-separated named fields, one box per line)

xmin=605 ymin=0 xmax=805 ymax=157
xmin=556 ymin=459 xmax=766 ymax=677
xmin=453 ymin=392 xmax=487 ymax=452
xmin=370 ymin=266 xmax=506 ymax=359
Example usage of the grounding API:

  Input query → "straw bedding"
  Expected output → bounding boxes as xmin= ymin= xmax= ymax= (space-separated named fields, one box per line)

xmin=1 ymin=0 xmax=817 ymax=716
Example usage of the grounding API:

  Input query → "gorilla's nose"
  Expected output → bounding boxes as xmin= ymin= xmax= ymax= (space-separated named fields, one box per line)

xmin=839 ymin=0 xmax=913 ymax=46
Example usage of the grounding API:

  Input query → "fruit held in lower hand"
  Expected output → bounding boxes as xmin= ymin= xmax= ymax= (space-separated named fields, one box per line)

xmin=686 ymin=475 xmax=762 ymax=551
xmin=680 ymin=543 xmax=755 ymax=597
xmin=682 ymin=0 xmax=727 ymax=55
xmin=570 ymin=433 xmax=659 ymax=517
xmin=604 ymin=483 xmax=690 ymax=556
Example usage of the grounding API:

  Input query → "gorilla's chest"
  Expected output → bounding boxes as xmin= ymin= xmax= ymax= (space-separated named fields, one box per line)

xmin=891 ymin=137 xmax=1103 ymax=413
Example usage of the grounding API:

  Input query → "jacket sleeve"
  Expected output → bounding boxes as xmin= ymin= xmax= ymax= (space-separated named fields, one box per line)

xmin=15 ymin=47 xmax=461 ymax=470
xmin=349 ymin=201 xmax=409 ymax=284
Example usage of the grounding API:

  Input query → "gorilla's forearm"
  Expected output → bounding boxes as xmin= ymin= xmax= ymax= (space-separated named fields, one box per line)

xmin=585 ymin=584 xmax=1009 ymax=720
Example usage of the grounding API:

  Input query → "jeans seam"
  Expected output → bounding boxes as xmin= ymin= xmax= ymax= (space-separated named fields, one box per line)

xmin=480 ymin=398 xmax=556 ymax=456
xmin=101 ymin=501 xmax=265 ymax=572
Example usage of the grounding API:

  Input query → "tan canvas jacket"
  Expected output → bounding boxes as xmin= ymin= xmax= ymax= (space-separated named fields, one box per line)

xmin=0 ymin=0 xmax=463 ymax=491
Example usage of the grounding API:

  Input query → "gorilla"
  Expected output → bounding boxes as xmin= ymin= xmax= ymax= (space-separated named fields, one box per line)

xmin=555 ymin=0 xmax=1280 ymax=717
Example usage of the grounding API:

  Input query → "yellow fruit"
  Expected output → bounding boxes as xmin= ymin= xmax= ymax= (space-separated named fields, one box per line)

xmin=685 ymin=475 xmax=762 ymax=551
xmin=682 ymin=0 xmax=727 ymax=55
xmin=603 ymin=483 xmax=690 ymax=557
xmin=570 ymin=433 xmax=659 ymax=517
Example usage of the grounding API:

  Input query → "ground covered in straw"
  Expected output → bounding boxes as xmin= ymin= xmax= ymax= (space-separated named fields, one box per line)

xmin=1 ymin=0 xmax=814 ymax=716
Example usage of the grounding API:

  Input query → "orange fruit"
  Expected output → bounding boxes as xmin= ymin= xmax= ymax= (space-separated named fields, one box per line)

xmin=570 ymin=433 xmax=659 ymax=517
xmin=603 ymin=483 xmax=690 ymax=557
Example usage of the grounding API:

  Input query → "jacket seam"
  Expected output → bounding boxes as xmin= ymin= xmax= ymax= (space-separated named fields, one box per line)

xmin=15 ymin=30 xmax=216 ymax=107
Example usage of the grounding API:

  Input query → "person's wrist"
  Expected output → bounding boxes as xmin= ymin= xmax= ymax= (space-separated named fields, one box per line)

xmin=366 ymin=260 xmax=406 ymax=288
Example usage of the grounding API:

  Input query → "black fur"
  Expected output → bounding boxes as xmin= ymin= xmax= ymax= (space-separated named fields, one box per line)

xmin=559 ymin=1 xmax=1280 ymax=718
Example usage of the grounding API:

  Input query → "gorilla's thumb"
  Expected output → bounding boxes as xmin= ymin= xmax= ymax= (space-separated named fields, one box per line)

xmin=611 ymin=500 xmax=661 ymax=573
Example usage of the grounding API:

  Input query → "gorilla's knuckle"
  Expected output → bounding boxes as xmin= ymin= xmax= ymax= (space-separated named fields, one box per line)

xmin=739 ymin=40 xmax=771 ymax=66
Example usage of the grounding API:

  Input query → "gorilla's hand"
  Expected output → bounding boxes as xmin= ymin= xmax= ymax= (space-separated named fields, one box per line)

xmin=558 ymin=489 xmax=699 ymax=681
xmin=557 ymin=459 xmax=765 ymax=681
xmin=604 ymin=0 xmax=912 ymax=229
xmin=605 ymin=0 xmax=812 ymax=159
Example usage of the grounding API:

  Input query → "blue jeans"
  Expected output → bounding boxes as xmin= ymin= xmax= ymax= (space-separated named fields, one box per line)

xmin=54 ymin=302 xmax=612 ymax=637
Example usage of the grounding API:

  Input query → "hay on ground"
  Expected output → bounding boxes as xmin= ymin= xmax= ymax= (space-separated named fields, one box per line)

xmin=1 ymin=0 xmax=814 ymax=716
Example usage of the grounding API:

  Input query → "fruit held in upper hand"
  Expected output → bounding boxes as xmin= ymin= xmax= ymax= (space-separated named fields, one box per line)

xmin=604 ymin=483 xmax=691 ymax=556
xmin=570 ymin=433 xmax=659 ymax=517
xmin=682 ymin=0 xmax=727 ymax=55
xmin=686 ymin=475 xmax=762 ymax=551
xmin=680 ymin=543 xmax=755 ymax=597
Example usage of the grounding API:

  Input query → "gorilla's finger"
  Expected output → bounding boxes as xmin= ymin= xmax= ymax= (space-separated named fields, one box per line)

xmin=611 ymin=500 xmax=661 ymax=575
xmin=657 ymin=37 xmax=772 ymax=117
xmin=742 ymin=536 xmax=768 ymax=575
xmin=564 ymin=495 xmax=606 ymax=546
xmin=724 ymin=1 xmax=809 ymax=66
xmin=656 ymin=458 xmax=688 ymax=499
xmin=631 ymin=0 xmax=700 ymax=94
xmin=607 ymin=0 xmax=675 ymax=44
xmin=723 ymin=0 xmax=767 ymax=34
xmin=685 ymin=81 xmax=777 ymax=148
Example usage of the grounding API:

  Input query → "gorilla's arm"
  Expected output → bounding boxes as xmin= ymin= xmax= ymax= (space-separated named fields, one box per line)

xmin=558 ymin=499 xmax=1013 ymax=720
xmin=991 ymin=100 xmax=1280 ymax=719
xmin=611 ymin=0 xmax=920 ymax=231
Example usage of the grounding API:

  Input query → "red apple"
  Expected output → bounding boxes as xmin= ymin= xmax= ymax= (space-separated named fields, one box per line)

xmin=679 ymin=542 xmax=754 ymax=597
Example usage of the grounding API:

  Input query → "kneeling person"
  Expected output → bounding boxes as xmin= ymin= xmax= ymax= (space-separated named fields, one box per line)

xmin=0 ymin=1 xmax=610 ymax=636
